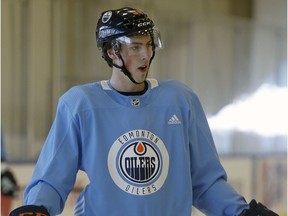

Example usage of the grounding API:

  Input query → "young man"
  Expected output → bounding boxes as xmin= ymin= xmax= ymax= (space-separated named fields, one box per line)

xmin=10 ymin=7 xmax=278 ymax=216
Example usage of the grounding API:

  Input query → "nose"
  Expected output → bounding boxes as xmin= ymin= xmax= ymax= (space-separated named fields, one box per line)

xmin=141 ymin=46 xmax=152 ymax=60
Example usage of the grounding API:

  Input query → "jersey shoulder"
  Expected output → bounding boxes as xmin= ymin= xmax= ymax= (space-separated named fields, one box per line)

xmin=158 ymin=80 xmax=198 ymax=99
xmin=57 ymin=82 xmax=105 ymax=114
xmin=155 ymin=80 xmax=204 ymax=112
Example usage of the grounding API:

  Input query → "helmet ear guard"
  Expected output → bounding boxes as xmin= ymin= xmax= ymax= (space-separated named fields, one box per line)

xmin=111 ymin=40 xmax=121 ymax=56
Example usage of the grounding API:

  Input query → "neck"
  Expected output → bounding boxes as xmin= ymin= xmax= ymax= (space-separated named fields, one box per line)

xmin=110 ymin=68 xmax=146 ymax=92
xmin=117 ymin=81 xmax=148 ymax=96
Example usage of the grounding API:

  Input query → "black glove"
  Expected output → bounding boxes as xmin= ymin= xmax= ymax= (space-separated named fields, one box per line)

xmin=240 ymin=199 xmax=278 ymax=216
xmin=9 ymin=205 xmax=50 ymax=216
xmin=1 ymin=169 xmax=19 ymax=197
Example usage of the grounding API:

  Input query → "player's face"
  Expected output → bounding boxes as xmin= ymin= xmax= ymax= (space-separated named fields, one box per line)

xmin=119 ymin=35 xmax=153 ymax=83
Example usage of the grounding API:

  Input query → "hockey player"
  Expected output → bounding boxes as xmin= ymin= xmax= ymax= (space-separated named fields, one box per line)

xmin=10 ymin=7 xmax=278 ymax=216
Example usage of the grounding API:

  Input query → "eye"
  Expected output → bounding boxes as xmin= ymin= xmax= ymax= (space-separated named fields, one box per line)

xmin=131 ymin=45 xmax=141 ymax=51
xmin=130 ymin=44 xmax=141 ymax=51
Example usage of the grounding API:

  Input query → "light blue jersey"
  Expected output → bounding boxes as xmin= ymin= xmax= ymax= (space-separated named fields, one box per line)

xmin=24 ymin=79 xmax=248 ymax=216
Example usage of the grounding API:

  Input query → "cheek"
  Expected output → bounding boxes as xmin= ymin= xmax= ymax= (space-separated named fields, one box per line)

xmin=122 ymin=54 xmax=138 ymax=68
xmin=124 ymin=58 xmax=135 ymax=70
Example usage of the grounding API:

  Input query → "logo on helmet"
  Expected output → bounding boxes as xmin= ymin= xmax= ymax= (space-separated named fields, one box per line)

xmin=102 ymin=11 xmax=112 ymax=23
xmin=99 ymin=27 xmax=124 ymax=39
xmin=137 ymin=21 xmax=152 ymax=27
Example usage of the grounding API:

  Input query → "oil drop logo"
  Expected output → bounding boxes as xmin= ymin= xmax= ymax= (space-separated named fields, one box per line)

xmin=108 ymin=130 xmax=169 ymax=196
xmin=120 ymin=142 xmax=160 ymax=183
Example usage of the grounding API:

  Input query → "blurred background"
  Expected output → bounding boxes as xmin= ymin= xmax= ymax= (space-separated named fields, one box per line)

xmin=1 ymin=0 xmax=287 ymax=215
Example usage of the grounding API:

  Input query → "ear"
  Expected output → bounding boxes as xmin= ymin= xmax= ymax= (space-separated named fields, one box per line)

xmin=107 ymin=48 xmax=118 ymax=60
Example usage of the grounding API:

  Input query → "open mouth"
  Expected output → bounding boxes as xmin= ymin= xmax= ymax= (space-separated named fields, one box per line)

xmin=138 ymin=65 xmax=148 ymax=72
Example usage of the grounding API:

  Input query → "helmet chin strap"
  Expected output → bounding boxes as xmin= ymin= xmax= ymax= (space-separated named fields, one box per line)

xmin=111 ymin=51 xmax=155 ymax=85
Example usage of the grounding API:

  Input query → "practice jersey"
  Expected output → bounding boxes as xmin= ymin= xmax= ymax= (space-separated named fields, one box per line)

xmin=24 ymin=79 xmax=248 ymax=216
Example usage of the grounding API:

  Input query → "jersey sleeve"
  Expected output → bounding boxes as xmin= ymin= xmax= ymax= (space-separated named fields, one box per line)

xmin=189 ymin=94 xmax=248 ymax=216
xmin=24 ymin=98 xmax=82 ymax=215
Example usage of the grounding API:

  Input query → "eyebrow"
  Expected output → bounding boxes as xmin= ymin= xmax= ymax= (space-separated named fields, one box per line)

xmin=131 ymin=39 xmax=153 ymax=45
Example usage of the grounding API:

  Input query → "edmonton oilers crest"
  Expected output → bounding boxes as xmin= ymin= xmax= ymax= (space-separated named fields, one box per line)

xmin=108 ymin=130 xmax=169 ymax=196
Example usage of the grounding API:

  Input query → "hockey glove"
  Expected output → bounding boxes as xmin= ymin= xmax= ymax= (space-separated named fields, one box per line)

xmin=1 ymin=169 xmax=19 ymax=197
xmin=9 ymin=205 xmax=50 ymax=216
xmin=240 ymin=199 xmax=278 ymax=216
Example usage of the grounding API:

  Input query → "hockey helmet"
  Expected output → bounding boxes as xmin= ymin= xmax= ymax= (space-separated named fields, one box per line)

xmin=96 ymin=7 xmax=163 ymax=50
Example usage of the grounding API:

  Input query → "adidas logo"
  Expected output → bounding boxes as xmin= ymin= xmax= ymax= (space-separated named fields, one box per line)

xmin=168 ymin=114 xmax=182 ymax=125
